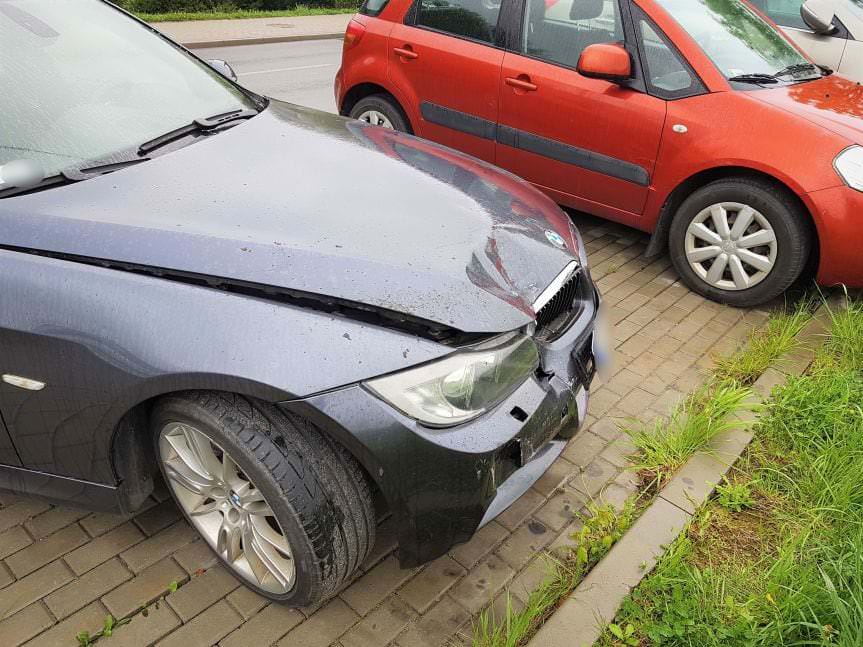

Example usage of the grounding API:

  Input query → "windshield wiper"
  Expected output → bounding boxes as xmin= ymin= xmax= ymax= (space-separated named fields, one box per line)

xmin=728 ymin=73 xmax=779 ymax=85
xmin=0 ymin=155 xmax=149 ymax=199
xmin=139 ymin=107 xmax=258 ymax=155
xmin=0 ymin=174 xmax=75 ymax=199
xmin=0 ymin=108 xmax=258 ymax=199
xmin=61 ymin=157 xmax=150 ymax=181
xmin=774 ymin=62 xmax=821 ymax=79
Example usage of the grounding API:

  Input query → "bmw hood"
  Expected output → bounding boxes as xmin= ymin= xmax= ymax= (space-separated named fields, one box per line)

xmin=0 ymin=100 xmax=580 ymax=334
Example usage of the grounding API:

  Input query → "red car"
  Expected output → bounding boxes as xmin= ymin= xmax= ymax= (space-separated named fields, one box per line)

xmin=336 ymin=0 xmax=863 ymax=306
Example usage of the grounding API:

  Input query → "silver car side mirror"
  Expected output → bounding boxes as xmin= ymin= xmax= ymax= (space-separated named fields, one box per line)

xmin=206 ymin=58 xmax=238 ymax=82
xmin=801 ymin=0 xmax=838 ymax=35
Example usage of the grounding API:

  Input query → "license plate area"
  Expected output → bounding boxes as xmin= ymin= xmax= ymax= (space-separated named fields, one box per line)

xmin=518 ymin=396 xmax=574 ymax=466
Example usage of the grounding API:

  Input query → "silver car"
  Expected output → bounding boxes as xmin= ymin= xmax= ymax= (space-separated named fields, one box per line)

xmin=750 ymin=0 xmax=863 ymax=80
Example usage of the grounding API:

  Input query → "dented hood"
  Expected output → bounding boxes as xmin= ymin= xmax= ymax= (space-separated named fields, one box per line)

xmin=0 ymin=101 xmax=581 ymax=334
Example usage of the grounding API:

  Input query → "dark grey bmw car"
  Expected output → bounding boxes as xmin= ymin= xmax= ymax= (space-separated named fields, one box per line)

xmin=0 ymin=0 xmax=599 ymax=606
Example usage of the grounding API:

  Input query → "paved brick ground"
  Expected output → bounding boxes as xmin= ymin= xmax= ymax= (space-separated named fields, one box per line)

xmin=0 ymin=215 xmax=769 ymax=647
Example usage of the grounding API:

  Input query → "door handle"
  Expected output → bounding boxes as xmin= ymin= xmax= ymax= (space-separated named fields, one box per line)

xmin=505 ymin=75 xmax=538 ymax=92
xmin=393 ymin=46 xmax=419 ymax=60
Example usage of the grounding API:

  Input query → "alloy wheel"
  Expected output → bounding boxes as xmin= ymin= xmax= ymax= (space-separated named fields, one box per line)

xmin=684 ymin=201 xmax=778 ymax=291
xmin=356 ymin=109 xmax=394 ymax=129
xmin=158 ymin=422 xmax=295 ymax=594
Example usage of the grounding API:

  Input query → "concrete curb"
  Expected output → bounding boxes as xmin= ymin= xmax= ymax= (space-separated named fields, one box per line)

xmin=528 ymin=305 xmax=832 ymax=647
xmin=180 ymin=32 xmax=344 ymax=49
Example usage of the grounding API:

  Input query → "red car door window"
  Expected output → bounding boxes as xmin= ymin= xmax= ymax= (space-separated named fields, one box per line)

xmin=495 ymin=0 xmax=668 ymax=222
xmin=414 ymin=0 xmax=502 ymax=43
xmin=637 ymin=14 xmax=698 ymax=98
xmin=524 ymin=0 xmax=624 ymax=69
xmin=388 ymin=0 xmax=506 ymax=163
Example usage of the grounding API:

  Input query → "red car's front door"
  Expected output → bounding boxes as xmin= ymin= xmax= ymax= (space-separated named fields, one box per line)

xmin=388 ymin=0 xmax=506 ymax=164
xmin=496 ymin=0 xmax=669 ymax=225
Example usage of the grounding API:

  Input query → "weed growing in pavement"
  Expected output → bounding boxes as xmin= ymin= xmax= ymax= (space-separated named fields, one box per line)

xmin=713 ymin=302 xmax=812 ymax=385
xmin=74 ymin=574 xmax=200 ymax=645
xmin=625 ymin=384 xmax=753 ymax=489
xmin=624 ymin=301 xmax=817 ymax=491
xmin=76 ymin=615 xmax=128 ymax=646
xmin=471 ymin=500 xmax=638 ymax=647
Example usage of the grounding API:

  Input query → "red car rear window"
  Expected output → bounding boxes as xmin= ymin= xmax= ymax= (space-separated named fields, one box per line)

xmin=359 ymin=0 xmax=390 ymax=16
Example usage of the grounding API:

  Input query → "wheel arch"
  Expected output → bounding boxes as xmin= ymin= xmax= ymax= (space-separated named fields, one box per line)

xmin=646 ymin=166 xmax=820 ymax=276
xmin=107 ymin=377 xmax=289 ymax=511
xmin=109 ymin=384 xmax=384 ymax=517
xmin=339 ymin=82 xmax=415 ymax=134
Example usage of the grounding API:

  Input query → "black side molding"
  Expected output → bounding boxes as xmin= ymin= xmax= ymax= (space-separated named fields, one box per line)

xmin=497 ymin=125 xmax=650 ymax=186
xmin=420 ymin=102 xmax=497 ymax=140
xmin=420 ymin=101 xmax=650 ymax=186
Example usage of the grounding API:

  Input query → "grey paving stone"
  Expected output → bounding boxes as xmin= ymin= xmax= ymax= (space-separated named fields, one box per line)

xmin=398 ymin=555 xmax=465 ymax=613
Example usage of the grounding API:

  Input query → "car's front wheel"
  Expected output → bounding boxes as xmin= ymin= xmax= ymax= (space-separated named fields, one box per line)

xmin=349 ymin=94 xmax=411 ymax=133
xmin=152 ymin=391 xmax=375 ymax=606
xmin=668 ymin=177 xmax=811 ymax=307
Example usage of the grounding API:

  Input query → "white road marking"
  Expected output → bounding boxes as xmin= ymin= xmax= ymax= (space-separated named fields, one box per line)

xmin=238 ymin=63 xmax=337 ymax=76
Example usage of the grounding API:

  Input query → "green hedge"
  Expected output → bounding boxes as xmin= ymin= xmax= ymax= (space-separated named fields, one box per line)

xmin=115 ymin=0 xmax=353 ymax=13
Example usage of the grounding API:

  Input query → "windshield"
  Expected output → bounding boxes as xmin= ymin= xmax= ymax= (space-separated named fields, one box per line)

xmin=0 ymin=0 xmax=257 ymax=183
xmin=655 ymin=0 xmax=816 ymax=85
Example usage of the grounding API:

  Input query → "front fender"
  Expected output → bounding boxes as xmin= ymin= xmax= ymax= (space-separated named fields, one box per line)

xmin=0 ymin=250 xmax=453 ymax=484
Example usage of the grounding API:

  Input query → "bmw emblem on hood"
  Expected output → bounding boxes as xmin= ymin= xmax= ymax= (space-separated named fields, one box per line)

xmin=545 ymin=230 xmax=567 ymax=249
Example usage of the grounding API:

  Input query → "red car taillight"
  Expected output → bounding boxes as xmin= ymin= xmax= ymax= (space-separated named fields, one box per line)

xmin=344 ymin=19 xmax=366 ymax=51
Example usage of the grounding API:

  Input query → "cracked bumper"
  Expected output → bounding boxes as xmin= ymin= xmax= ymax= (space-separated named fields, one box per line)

xmin=283 ymin=283 xmax=600 ymax=567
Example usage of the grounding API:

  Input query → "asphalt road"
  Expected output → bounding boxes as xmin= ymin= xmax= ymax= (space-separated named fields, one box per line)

xmin=194 ymin=39 xmax=343 ymax=114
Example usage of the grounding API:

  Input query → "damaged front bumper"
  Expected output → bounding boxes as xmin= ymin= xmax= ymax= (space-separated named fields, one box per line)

xmin=283 ymin=279 xmax=600 ymax=568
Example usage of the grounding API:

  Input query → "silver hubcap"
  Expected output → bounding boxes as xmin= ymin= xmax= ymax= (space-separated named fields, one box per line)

xmin=158 ymin=423 xmax=295 ymax=594
xmin=685 ymin=202 xmax=778 ymax=291
xmin=357 ymin=109 xmax=394 ymax=129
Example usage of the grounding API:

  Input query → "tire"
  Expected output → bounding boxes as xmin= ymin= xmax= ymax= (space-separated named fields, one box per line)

xmin=668 ymin=177 xmax=811 ymax=307
xmin=151 ymin=391 xmax=375 ymax=606
xmin=349 ymin=94 xmax=411 ymax=133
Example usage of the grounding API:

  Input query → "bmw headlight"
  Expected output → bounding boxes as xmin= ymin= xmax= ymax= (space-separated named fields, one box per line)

xmin=835 ymin=146 xmax=863 ymax=192
xmin=365 ymin=334 xmax=539 ymax=428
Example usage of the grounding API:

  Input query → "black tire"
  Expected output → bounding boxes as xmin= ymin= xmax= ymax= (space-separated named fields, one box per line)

xmin=151 ymin=391 xmax=375 ymax=606
xmin=668 ymin=177 xmax=811 ymax=307
xmin=348 ymin=94 xmax=411 ymax=133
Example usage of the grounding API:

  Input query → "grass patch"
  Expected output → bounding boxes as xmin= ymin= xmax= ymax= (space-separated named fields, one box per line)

xmin=713 ymin=302 xmax=812 ymax=385
xmin=626 ymin=384 xmax=753 ymax=488
xmin=626 ymin=302 xmax=814 ymax=489
xmin=139 ymin=6 xmax=355 ymax=21
xmin=472 ymin=501 xmax=638 ymax=647
xmin=600 ymin=298 xmax=863 ymax=647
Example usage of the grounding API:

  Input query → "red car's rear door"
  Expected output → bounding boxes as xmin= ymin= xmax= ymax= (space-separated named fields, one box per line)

xmin=496 ymin=0 xmax=670 ymax=224
xmin=388 ymin=0 xmax=507 ymax=164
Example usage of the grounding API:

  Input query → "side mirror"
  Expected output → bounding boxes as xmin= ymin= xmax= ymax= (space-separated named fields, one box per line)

xmin=801 ymin=0 xmax=837 ymax=34
xmin=577 ymin=43 xmax=632 ymax=83
xmin=206 ymin=58 xmax=238 ymax=82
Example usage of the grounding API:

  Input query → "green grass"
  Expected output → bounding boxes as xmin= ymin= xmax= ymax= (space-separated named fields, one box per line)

xmin=625 ymin=384 xmax=754 ymax=488
xmin=472 ymin=501 xmax=638 ymax=647
xmin=713 ymin=302 xmax=812 ymax=385
xmin=600 ymin=298 xmax=863 ymax=647
xmin=139 ymin=6 xmax=355 ymax=22
xmin=625 ymin=303 xmax=815 ymax=488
